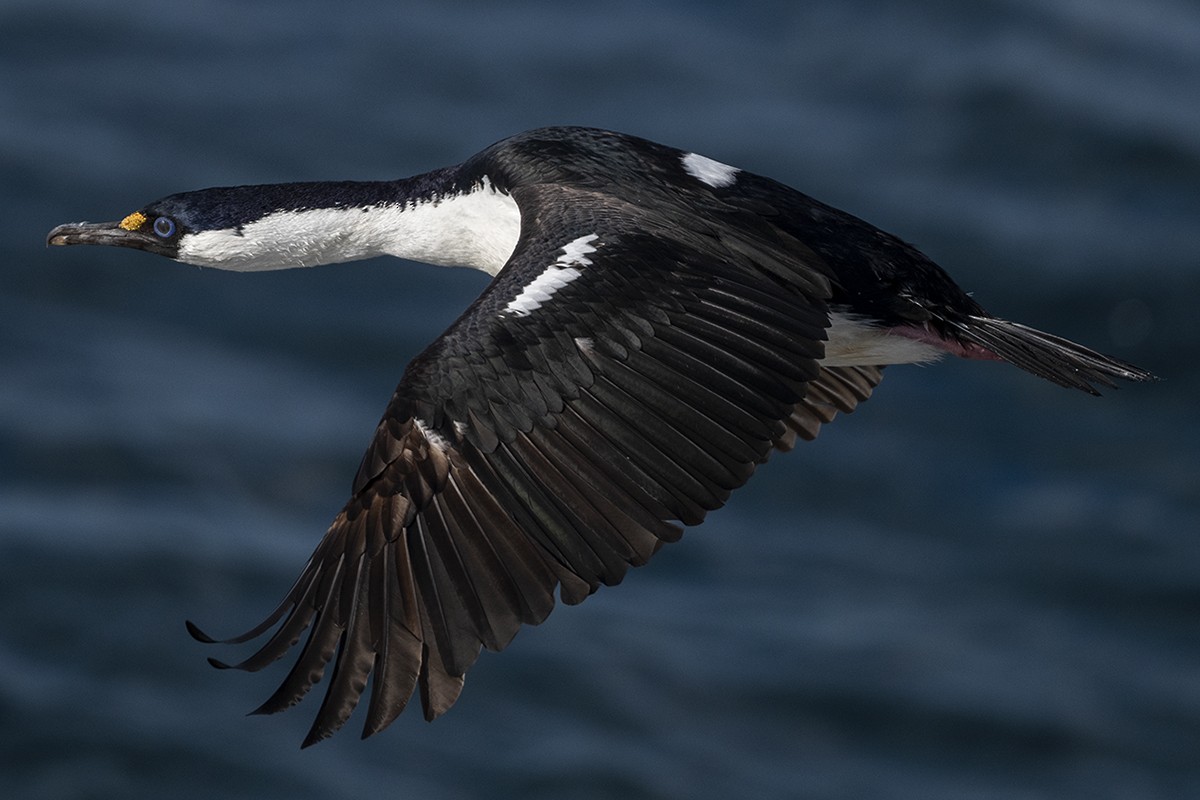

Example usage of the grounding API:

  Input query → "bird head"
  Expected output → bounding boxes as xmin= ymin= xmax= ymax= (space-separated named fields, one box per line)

xmin=48 ymin=207 xmax=184 ymax=259
xmin=46 ymin=183 xmax=406 ymax=272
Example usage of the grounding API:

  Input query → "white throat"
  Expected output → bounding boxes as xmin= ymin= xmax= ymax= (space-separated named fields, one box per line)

xmin=176 ymin=177 xmax=522 ymax=275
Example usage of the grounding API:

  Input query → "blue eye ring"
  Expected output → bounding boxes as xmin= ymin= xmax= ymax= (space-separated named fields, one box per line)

xmin=152 ymin=216 xmax=177 ymax=238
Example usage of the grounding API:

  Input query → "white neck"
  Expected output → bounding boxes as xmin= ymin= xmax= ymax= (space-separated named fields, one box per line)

xmin=176 ymin=177 xmax=522 ymax=275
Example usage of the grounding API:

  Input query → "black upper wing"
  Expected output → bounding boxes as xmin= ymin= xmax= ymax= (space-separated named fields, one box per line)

xmin=191 ymin=183 xmax=872 ymax=745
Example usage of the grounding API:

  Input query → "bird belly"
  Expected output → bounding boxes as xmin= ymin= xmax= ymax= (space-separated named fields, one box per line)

xmin=822 ymin=311 xmax=946 ymax=367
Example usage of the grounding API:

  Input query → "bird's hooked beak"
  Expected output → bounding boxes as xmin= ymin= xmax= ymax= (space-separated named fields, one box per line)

xmin=47 ymin=220 xmax=134 ymax=247
xmin=46 ymin=213 xmax=177 ymax=258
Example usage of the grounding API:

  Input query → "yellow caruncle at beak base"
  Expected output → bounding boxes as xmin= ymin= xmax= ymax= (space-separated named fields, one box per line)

xmin=119 ymin=211 xmax=147 ymax=231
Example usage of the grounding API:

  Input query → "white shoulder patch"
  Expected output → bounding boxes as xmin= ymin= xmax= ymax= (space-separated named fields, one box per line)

xmin=681 ymin=151 xmax=740 ymax=188
xmin=505 ymin=233 xmax=599 ymax=317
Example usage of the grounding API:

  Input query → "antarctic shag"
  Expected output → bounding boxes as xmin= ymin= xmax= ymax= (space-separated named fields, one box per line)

xmin=47 ymin=126 xmax=1155 ymax=746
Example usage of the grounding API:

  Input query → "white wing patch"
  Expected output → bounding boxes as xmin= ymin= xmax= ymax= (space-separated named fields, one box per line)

xmin=505 ymin=233 xmax=599 ymax=317
xmin=681 ymin=151 xmax=740 ymax=188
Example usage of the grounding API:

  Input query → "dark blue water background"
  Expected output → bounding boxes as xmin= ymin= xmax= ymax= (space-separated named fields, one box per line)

xmin=2 ymin=1 xmax=1197 ymax=797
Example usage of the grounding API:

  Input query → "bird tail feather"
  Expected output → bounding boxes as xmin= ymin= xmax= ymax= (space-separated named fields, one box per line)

xmin=943 ymin=315 xmax=1156 ymax=395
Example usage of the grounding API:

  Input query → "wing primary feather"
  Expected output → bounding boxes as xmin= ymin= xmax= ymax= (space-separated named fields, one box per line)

xmin=407 ymin=514 xmax=484 ymax=677
xmin=480 ymin=440 xmax=613 ymax=585
xmin=434 ymin=475 xmax=533 ymax=645
xmin=503 ymin=434 xmax=637 ymax=582
xmin=422 ymin=495 xmax=509 ymax=652
xmin=250 ymin=554 xmax=348 ymax=716
xmin=415 ymin=602 xmax=465 ymax=720
xmin=360 ymin=541 xmax=419 ymax=736
xmin=460 ymin=443 xmax=594 ymax=605
xmin=302 ymin=553 xmax=376 ymax=747
xmin=206 ymin=571 xmax=324 ymax=672
xmin=389 ymin=528 xmax=423 ymax=637
xmin=186 ymin=549 xmax=331 ymax=646
xmin=443 ymin=468 xmax=557 ymax=624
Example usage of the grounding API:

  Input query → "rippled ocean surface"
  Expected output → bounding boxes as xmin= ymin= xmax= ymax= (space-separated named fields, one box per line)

xmin=3 ymin=1 xmax=1197 ymax=798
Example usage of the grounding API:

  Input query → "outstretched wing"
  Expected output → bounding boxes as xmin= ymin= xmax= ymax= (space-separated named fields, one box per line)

xmin=191 ymin=184 xmax=849 ymax=745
